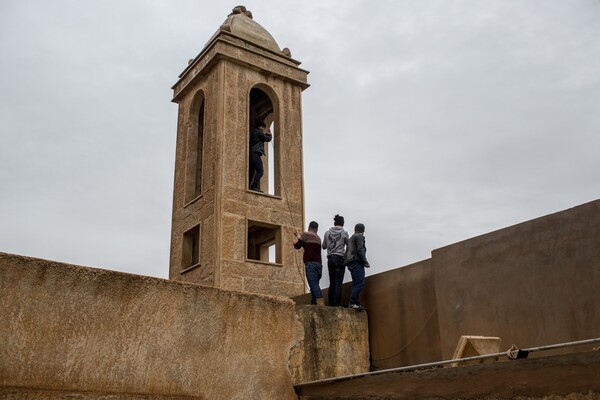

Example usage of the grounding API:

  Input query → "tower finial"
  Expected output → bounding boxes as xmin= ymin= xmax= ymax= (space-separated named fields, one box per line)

xmin=228 ymin=5 xmax=253 ymax=19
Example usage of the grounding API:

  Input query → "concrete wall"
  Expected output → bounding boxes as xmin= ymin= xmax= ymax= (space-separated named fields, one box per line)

xmin=433 ymin=199 xmax=600 ymax=359
xmin=0 ymin=253 xmax=300 ymax=399
xmin=361 ymin=259 xmax=442 ymax=369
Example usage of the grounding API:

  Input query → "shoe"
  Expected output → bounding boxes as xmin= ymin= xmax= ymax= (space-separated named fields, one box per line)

xmin=349 ymin=303 xmax=366 ymax=311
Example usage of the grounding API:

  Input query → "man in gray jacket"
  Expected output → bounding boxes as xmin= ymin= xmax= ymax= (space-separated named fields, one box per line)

xmin=322 ymin=214 xmax=349 ymax=307
xmin=344 ymin=223 xmax=370 ymax=310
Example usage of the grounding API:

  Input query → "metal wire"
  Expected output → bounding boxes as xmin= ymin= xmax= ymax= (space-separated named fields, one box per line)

xmin=269 ymin=138 xmax=310 ymax=292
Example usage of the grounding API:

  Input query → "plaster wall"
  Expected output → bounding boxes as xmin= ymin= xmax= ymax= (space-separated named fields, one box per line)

xmin=0 ymin=253 xmax=300 ymax=399
xmin=364 ymin=200 xmax=600 ymax=367
xmin=432 ymin=199 xmax=600 ymax=359
xmin=361 ymin=259 xmax=442 ymax=370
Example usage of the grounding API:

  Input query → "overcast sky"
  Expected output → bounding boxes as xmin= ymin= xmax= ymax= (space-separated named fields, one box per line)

xmin=1 ymin=1 xmax=599 ymax=283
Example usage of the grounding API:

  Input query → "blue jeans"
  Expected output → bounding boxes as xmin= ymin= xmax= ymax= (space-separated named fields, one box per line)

xmin=305 ymin=261 xmax=323 ymax=304
xmin=347 ymin=261 xmax=365 ymax=306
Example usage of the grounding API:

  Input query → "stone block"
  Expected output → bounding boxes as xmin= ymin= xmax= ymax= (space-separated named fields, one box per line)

xmin=450 ymin=335 xmax=502 ymax=367
xmin=291 ymin=305 xmax=370 ymax=384
xmin=221 ymin=214 xmax=245 ymax=260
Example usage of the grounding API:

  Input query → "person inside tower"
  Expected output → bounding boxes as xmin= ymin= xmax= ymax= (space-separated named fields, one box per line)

xmin=248 ymin=121 xmax=272 ymax=192
xmin=294 ymin=221 xmax=324 ymax=305
xmin=322 ymin=214 xmax=349 ymax=307
xmin=344 ymin=223 xmax=370 ymax=311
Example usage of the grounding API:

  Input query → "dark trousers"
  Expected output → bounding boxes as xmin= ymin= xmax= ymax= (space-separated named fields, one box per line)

xmin=249 ymin=152 xmax=264 ymax=190
xmin=347 ymin=261 xmax=365 ymax=306
xmin=327 ymin=255 xmax=345 ymax=306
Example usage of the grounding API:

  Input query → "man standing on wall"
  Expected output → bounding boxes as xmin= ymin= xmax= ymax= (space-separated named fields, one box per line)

xmin=294 ymin=221 xmax=324 ymax=305
xmin=322 ymin=214 xmax=349 ymax=307
xmin=344 ymin=223 xmax=370 ymax=310
xmin=249 ymin=121 xmax=272 ymax=192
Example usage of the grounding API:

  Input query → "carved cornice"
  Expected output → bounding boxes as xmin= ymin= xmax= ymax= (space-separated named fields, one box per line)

xmin=172 ymin=36 xmax=309 ymax=102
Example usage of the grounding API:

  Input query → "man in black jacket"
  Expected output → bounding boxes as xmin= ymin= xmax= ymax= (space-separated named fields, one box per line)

xmin=344 ymin=223 xmax=370 ymax=310
xmin=249 ymin=121 xmax=272 ymax=192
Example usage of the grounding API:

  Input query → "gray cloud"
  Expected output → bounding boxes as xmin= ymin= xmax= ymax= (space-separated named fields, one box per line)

xmin=1 ymin=0 xmax=599 ymax=281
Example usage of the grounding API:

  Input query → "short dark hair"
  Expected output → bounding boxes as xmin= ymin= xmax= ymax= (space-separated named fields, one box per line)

xmin=308 ymin=221 xmax=319 ymax=230
xmin=256 ymin=121 xmax=266 ymax=128
xmin=354 ymin=223 xmax=365 ymax=233
xmin=333 ymin=214 xmax=344 ymax=226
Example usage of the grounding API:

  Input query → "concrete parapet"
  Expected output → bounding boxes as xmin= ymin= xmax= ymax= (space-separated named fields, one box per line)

xmin=432 ymin=199 xmax=600 ymax=360
xmin=0 ymin=252 xmax=300 ymax=399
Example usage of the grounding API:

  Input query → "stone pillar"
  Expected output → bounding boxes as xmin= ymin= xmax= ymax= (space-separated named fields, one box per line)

xmin=291 ymin=305 xmax=371 ymax=384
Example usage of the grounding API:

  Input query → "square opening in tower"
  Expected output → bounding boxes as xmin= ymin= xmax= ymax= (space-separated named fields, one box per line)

xmin=247 ymin=220 xmax=281 ymax=264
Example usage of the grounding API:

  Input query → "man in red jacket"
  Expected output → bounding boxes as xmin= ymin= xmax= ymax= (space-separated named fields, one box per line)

xmin=294 ymin=221 xmax=324 ymax=305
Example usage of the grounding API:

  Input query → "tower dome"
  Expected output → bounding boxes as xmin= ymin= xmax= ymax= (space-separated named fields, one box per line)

xmin=205 ymin=6 xmax=281 ymax=53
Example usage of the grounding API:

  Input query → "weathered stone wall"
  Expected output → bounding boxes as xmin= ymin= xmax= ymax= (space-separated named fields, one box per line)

xmin=291 ymin=306 xmax=370 ymax=384
xmin=0 ymin=253 xmax=300 ymax=399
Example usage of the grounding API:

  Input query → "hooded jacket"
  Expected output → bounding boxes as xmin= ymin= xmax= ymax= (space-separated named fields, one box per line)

xmin=344 ymin=230 xmax=369 ymax=267
xmin=322 ymin=226 xmax=349 ymax=258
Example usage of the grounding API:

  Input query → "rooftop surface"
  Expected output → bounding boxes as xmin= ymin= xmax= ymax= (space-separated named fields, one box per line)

xmin=295 ymin=350 xmax=600 ymax=399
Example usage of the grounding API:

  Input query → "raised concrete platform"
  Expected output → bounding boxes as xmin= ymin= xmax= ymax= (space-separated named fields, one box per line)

xmin=291 ymin=306 xmax=370 ymax=384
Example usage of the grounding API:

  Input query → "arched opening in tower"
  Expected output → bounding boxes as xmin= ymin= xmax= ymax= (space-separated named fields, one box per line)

xmin=249 ymin=86 xmax=279 ymax=196
xmin=185 ymin=90 xmax=205 ymax=203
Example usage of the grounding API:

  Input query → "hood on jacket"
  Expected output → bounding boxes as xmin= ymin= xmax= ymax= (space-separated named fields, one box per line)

xmin=328 ymin=226 xmax=345 ymax=238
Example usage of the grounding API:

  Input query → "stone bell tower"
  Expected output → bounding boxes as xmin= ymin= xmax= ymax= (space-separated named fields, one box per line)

xmin=169 ymin=6 xmax=309 ymax=297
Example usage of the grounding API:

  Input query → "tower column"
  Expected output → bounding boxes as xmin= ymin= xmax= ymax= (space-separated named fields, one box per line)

xmin=169 ymin=6 xmax=309 ymax=298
